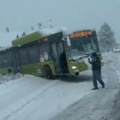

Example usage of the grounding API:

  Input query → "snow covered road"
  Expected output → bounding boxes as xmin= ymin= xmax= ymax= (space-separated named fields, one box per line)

xmin=0 ymin=72 xmax=93 ymax=120
xmin=0 ymin=52 xmax=120 ymax=120
xmin=51 ymin=52 xmax=120 ymax=120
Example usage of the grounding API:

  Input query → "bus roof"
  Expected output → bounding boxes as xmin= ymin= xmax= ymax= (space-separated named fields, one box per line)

xmin=12 ymin=31 xmax=44 ymax=47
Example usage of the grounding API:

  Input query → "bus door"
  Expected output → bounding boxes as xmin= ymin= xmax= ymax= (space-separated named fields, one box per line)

xmin=51 ymin=42 xmax=68 ymax=74
xmin=12 ymin=48 xmax=21 ymax=73
xmin=51 ymin=43 xmax=62 ymax=74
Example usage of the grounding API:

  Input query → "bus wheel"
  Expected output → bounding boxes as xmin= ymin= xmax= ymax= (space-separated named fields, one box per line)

xmin=43 ymin=66 xmax=53 ymax=79
xmin=8 ymin=68 xmax=12 ymax=73
xmin=75 ymin=72 xmax=79 ymax=76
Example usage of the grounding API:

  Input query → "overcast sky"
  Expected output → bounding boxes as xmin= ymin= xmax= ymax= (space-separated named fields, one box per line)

xmin=0 ymin=0 xmax=120 ymax=44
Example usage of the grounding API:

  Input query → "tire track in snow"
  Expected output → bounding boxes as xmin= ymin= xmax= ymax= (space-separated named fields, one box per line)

xmin=50 ymin=88 xmax=118 ymax=120
xmin=0 ymin=80 xmax=59 ymax=120
xmin=0 ymin=76 xmax=50 ymax=112
xmin=106 ymin=53 xmax=120 ymax=120
xmin=107 ymin=90 xmax=120 ymax=120
xmin=0 ymin=76 xmax=34 ymax=97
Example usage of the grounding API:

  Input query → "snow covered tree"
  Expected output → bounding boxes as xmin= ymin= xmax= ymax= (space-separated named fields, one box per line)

xmin=98 ymin=23 xmax=116 ymax=52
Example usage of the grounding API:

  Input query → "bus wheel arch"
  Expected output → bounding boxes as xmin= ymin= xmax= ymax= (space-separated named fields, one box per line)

xmin=42 ymin=65 xmax=53 ymax=79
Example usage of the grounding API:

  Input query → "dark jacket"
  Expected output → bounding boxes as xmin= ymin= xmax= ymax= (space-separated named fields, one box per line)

xmin=88 ymin=53 xmax=101 ymax=70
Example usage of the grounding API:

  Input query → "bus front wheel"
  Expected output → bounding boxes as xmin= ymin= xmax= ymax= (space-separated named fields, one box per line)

xmin=43 ymin=66 xmax=53 ymax=79
xmin=75 ymin=72 xmax=79 ymax=76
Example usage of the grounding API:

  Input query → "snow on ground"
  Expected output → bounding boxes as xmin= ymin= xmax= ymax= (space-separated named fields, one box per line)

xmin=0 ymin=73 xmax=93 ymax=120
xmin=50 ymin=52 xmax=120 ymax=120
xmin=0 ymin=52 xmax=120 ymax=120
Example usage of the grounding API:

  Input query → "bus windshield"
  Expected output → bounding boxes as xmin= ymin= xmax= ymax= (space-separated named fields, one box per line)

xmin=66 ymin=33 xmax=99 ymax=60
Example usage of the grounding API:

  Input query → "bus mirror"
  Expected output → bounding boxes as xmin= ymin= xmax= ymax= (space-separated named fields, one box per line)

xmin=66 ymin=36 xmax=71 ymax=46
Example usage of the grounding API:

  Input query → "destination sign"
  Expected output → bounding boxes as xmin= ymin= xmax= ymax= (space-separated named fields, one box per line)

xmin=70 ymin=31 xmax=92 ymax=38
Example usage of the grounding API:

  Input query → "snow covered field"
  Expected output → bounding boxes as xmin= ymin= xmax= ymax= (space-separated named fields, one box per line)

xmin=0 ymin=52 xmax=120 ymax=120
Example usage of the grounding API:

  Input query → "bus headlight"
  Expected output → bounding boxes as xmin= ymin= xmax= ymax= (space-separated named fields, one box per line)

xmin=101 ymin=59 xmax=104 ymax=66
xmin=72 ymin=66 xmax=77 ymax=70
xmin=101 ymin=59 xmax=104 ymax=63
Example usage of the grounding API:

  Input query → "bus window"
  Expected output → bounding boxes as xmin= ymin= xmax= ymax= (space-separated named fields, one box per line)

xmin=58 ymin=42 xmax=64 ymax=55
xmin=39 ymin=43 xmax=50 ymax=62
xmin=91 ymin=38 xmax=97 ymax=51
xmin=0 ymin=51 xmax=13 ymax=67
xmin=28 ymin=45 xmax=39 ymax=63
xmin=19 ymin=48 xmax=30 ymax=64
xmin=51 ymin=43 xmax=58 ymax=60
xmin=79 ymin=37 xmax=98 ymax=53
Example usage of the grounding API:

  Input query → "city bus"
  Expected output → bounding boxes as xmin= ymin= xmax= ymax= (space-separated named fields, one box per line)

xmin=0 ymin=30 xmax=100 ymax=79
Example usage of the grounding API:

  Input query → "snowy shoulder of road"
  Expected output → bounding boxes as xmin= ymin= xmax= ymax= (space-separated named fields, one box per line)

xmin=0 ymin=52 xmax=120 ymax=120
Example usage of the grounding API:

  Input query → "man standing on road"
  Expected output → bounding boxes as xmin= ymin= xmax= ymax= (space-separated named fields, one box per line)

xmin=88 ymin=52 xmax=105 ymax=90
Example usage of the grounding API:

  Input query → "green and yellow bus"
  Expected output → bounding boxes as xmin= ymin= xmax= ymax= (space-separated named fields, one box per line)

xmin=0 ymin=30 xmax=101 ymax=79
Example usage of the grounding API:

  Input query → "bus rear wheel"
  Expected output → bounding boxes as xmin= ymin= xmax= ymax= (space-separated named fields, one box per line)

xmin=43 ymin=66 xmax=53 ymax=79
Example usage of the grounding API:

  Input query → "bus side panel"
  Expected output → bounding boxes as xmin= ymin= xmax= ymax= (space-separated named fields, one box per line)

xmin=12 ymin=48 xmax=22 ymax=73
xmin=21 ymin=61 xmax=56 ymax=77
xmin=0 ymin=67 xmax=13 ymax=75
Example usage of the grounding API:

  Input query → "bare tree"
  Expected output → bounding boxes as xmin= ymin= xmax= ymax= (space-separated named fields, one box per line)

xmin=31 ymin=26 xmax=34 ymax=31
xmin=16 ymin=34 xmax=19 ymax=38
xmin=22 ymin=32 xmax=26 ymax=36
xmin=6 ymin=27 xmax=9 ymax=32
xmin=38 ymin=23 xmax=42 ymax=30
